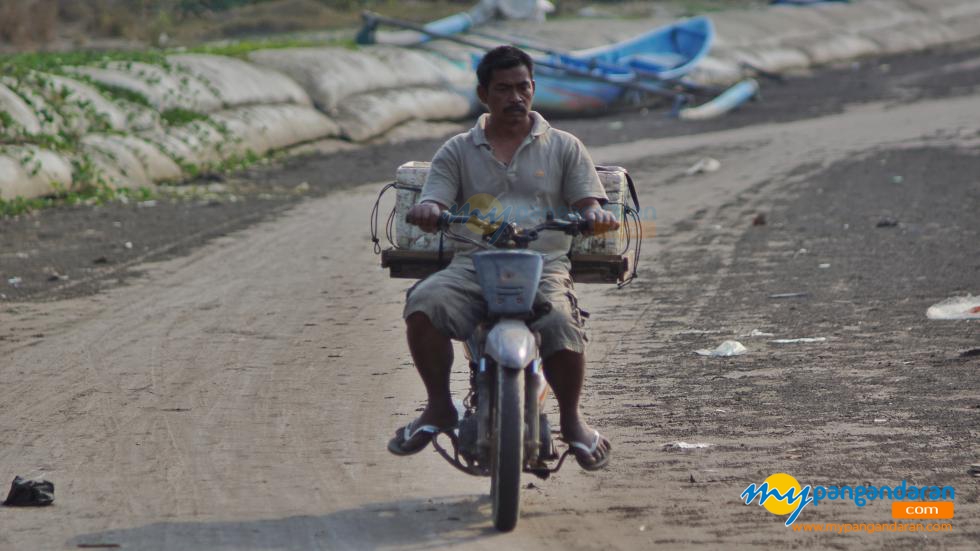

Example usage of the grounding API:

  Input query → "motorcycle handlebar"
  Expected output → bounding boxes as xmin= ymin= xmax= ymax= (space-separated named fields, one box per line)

xmin=436 ymin=212 xmax=591 ymax=237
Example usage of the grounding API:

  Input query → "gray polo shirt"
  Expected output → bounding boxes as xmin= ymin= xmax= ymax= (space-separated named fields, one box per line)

xmin=420 ymin=111 xmax=606 ymax=259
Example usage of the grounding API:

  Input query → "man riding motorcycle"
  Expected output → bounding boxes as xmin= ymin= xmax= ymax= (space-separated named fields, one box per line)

xmin=388 ymin=45 xmax=618 ymax=471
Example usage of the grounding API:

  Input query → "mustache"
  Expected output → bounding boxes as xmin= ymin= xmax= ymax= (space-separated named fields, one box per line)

xmin=505 ymin=104 xmax=528 ymax=113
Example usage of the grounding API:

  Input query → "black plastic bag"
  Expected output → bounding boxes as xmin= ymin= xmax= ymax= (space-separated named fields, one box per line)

xmin=3 ymin=476 xmax=54 ymax=506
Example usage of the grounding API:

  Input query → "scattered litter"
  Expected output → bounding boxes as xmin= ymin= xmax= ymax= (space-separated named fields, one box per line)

xmin=46 ymin=272 xmax=69 ymax=282
xmin=926 ymin=296 xmax=980 ymax=320
xmin=752 ymin=213 xmax=766 ymax=226
xmin=608 ymin=120 xmax=624 ymax=130
xmin=876 ymin=217 xmax=899 ymax=228
xmin=124 ymin=242 xmax=133 ymax=250
xmin=818 ymin=263 xmax=831 ymax=269
xmin=3 ymin=476 xmax=54 ymax=506
xmin=92 ymin=256 xmax=109 ymax=265
xmin=891 ymin=175 xmax=904 ymax=184
xmin=769 ymin=292 xmax=809 ymax=299
xmin=137 ymin=200 xmax=157 ymax=208
xmin=663 ymin=441 xmax=713 ymax=451
xmin=7 ymin=277 xmax=22 ymax=288
xmin=771 ymin=337 xmax=827 ymax=344
xmin=15 ymin=252 xmax=29 ymax=259
xmin=794 ymin=248 xmax=808 ymax=257
xmin=639 ymin=525 xmax=647 ymax=532
xmin=689 ymin=474 xmax=696 ymax=483
xmin=525 ymin=482 xmax=537 ymax=489
xmin=684 ymin=157 xmax=721 ymax=176
xmin=874 ymin=418 xmax=888 ymax=424
xmin=741 ymin=329 xmax=775 ymax=338
xmin=969 ymin=464 xmax=980 ymax=478
xmin=294 ymin=181 xmax=310 ymax=193
xmin=695 ymin=340 xmax=746 ymax=357
xmin=112 ymin=221 xmax=122 ymax=228
xmin=960 ymin=348 xmax=980 ymax=358
xmin=843 ymin=223 xmax=850 ymax=230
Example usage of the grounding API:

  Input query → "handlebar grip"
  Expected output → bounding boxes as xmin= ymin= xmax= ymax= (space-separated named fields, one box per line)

xmin=436 ymin=212 xmax=471 ymax=230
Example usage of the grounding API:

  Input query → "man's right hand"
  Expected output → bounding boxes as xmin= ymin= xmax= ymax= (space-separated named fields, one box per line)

xmin=406 ymin=202 xmax=444 ymax=234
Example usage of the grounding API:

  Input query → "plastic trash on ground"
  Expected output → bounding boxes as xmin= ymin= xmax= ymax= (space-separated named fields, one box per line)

xmin=3 ymin=476 xmax=54 ymax=506
xmin=771 ymin=337 xmax=827 ymax=344
xmin=695 ymin=340 xmax=747 ymax=357
xmin=663 ymin=442 xmax=713 ymax=451
xmin=740 ymin=329 xmax=774 ymax=337
xmin=684 ymin=157 xmax=721 ymax=176
xmin=926 ymin=296 xmax=980 ymax=320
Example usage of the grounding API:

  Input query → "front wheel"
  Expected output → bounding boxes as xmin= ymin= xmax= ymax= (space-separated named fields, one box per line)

xmin=491 ymin=366 xmax=524 ymax=532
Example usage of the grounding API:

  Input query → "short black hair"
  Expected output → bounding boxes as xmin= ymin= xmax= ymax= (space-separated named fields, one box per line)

xmin=476 ymin=45 xmax=534 ymax=89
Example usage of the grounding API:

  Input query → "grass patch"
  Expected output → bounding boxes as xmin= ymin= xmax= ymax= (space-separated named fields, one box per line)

xmin=161 ymin=108 xmax=209 ymax=126
xmin=0 ymin=184 xmax=156 ymax=217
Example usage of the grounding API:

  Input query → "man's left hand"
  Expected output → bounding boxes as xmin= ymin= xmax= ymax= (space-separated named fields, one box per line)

xmin=582 ymin=205 xmax=620 ymax=236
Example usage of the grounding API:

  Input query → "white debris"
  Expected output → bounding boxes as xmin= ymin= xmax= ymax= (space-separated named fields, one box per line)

xmin=685 ymin=157 xmax=721 ymax=176
xmin=741 ymin=329 xmax=775 ymax=337
xmin=926 ymin=295 xmax=980 ymax=320
xmin=695 ymin=340 xmax=747 ymax=357
xmin=819 ymin=263 xmax=831 ymax=269
xmin=663 ymin=441 xmax=713 ymax=451
xmin=771 ymin=337 xmax=828 ymax=344
xmin=7 ymin=276 xmax=22 ymax=288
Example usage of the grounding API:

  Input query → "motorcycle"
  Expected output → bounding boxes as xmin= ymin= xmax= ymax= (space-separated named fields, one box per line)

xmin=420 ymin=211 xmax=591 ymax=532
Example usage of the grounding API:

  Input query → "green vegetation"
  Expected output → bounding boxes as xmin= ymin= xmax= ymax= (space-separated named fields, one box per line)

xmin=0 ymin=183 xmax=156 ymax=217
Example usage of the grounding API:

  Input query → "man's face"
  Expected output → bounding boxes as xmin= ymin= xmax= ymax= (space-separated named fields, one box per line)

xmin=478 ymin=64 xmax=535 ymax=123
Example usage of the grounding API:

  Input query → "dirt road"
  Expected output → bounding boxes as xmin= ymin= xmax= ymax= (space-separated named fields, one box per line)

xmin=2 ymin=50 xmax=979 ymax=549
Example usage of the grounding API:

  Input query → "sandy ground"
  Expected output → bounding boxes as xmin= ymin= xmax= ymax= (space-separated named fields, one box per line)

xmin=1 ymin=46 xmax=979 ymax=549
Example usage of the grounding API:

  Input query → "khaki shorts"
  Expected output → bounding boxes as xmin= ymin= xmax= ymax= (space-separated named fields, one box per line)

xmin=403 ymin=256 xmax=588 ymax=359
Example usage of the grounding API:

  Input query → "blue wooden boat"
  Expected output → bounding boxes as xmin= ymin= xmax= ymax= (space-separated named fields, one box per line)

xmin=513 ymin=16 xmax=714 ymax=114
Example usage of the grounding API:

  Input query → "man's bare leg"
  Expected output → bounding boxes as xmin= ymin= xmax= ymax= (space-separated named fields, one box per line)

xmin=405 ymin=312 xmax=459 ymax=428
xmin=543 ymin=350 xmax=611 ymax=466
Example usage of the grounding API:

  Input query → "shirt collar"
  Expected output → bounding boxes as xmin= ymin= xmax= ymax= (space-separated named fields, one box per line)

xmin=470 ymin=111 xmax=549 ymax=147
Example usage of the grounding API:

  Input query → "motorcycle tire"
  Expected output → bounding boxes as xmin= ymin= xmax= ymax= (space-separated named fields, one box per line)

xmin=491 ymin=366 xmax=524 ymax=532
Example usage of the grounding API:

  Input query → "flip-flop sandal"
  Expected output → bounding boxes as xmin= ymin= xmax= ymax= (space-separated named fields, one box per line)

xmin=567 ymin=430 xmax=611 ymax=471
xmin=387 ymin=418 xmax=453 ymax=456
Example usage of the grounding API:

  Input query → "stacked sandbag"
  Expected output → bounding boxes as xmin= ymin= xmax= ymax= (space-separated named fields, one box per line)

xmin=0 ymin=146 xmax=73 ymax=200
xmin=247 ymin=45 xmax=477 ymax=138
xmin=167 ymin=54 xmax=312 ymax=108
xmin=66 ymin=61 xmax=224 ymax=112
xmin=210 ymin=104 xmax=341 ymax=156
xmin=334 ymin=88 xmax=472 ymax=142
xmin=0 ymin=82 xmax=42 ymax=135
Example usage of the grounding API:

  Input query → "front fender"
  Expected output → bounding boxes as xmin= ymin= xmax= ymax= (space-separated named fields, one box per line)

xmin=485 ymin=319 xmax=539 ymax=369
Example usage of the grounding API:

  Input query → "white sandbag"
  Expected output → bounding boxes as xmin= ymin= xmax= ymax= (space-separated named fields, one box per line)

xmin=863 ymin=20 xmax=958 ymax=55
xmin=794 ymin=34 xmax=880 ymax=65
xmin=247 ymin=47 xmax=398 ymax=111
xmin=687 ymin=56 xmax=744 ymax=85
xmin=727 ymin=45 xmax=811 ymax=74
xmin=0 ymin=146 xmax=73 ymax=200
xmin=808 ymin=0 xmax=914 ymax=34
xmin=65 ymin=62 xmax=222 ymax=113
xmin=106 ymin=134 xmax=183 ymax=182
xmin=32 ymin=74 xmax=130 ymax=132
xmin=210 ymin=104 xmax=340 ymax=156
xmin=168 ymin=54 xmax=311 ymax=108
xmin=0 ymin=82 xmax=42 ymax=135
xmin=0 ymin=77 xmax=65 ymax=135
xmin=334 ymin=87 xmax=472 ymax=142
xmin=165 ymin=120 xmax=228 ymax=165
xmin=80 ymin=134 xmax=153 ymax=190
xmin=139 ymin=120 xmax=227 ymax=168
xmin=365 ymin=47 xmax=476 ymax=90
